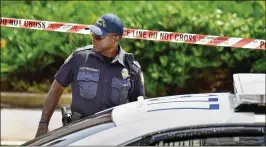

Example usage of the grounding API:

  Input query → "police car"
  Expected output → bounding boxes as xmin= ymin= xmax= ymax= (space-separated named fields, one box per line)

xmin=23 ymin=73 xmax=266 ymax=146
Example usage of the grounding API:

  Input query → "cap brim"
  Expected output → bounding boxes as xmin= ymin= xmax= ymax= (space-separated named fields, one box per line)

xmin=85 ymin=25 xmax=108 ymax=36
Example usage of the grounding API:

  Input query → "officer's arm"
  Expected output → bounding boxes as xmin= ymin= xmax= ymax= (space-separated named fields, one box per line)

xmin=36 ymin=52 xmax=75 ymax=138
xmin=40 ymin=80 xmax=64 ymax=123
xmin=128 ymin=70 xmax=146 ymax=102
xmin=35 ymin=80 xmax=65 ymax=138
xmin=39 ymin=52 xmax=75 ymax=124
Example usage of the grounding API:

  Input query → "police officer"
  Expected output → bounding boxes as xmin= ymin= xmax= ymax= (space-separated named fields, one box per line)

xmin=35 ymin=14 xmax=146 ymax=137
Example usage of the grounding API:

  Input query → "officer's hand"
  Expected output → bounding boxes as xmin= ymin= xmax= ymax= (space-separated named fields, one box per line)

xmin=35 ymin=123 xmax=48 ymax=138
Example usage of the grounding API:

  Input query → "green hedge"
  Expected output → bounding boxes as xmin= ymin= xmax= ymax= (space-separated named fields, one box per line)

xmin=1 ymin=1 xmax=265 ymax=96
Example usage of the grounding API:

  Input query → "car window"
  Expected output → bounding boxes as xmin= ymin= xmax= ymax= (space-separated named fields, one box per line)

xmin=45 ymin=123 xmax=115 ymax=146
xmin=126 ymin=125 xmax=265 ymax=146
xmin=23 ymin=109 xmax=115 ymax=146
xmin=153 ymin=136 xmax=265 ymax=146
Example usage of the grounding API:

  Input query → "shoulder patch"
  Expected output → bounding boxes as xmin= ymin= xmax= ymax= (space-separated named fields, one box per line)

xmin=140 ymin=71 xmax=144 ymax=85
xmin=64 ymin=52 xmax=73 ymax=64
xmin=74 ymin=45 xmax=93 ymax=53
xmin=133 ymin=61 xmax=141 ymax=68
xmin=64 ymin=45 xmax=93 ymax=64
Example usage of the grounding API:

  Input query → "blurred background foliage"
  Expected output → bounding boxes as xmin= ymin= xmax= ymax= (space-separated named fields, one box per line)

xmin=1 ymin=1 xmax=265 ymax=97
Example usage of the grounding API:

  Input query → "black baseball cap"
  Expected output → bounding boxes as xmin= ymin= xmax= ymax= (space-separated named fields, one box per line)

xmin=85 ymin=14 xmax=124 ymax=36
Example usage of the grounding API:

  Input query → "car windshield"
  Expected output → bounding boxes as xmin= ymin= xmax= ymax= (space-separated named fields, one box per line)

xmin=22 ymin=108 xmax=114 ymax=146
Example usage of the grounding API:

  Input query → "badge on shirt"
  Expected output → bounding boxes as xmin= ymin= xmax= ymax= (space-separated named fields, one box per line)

xmin=121 ymin=68 xmax=129 ymax=79
xmin=64 ymin=53 xmax=73 ymax=64
xmin=140 ymin=71 xmax=144 ymax=85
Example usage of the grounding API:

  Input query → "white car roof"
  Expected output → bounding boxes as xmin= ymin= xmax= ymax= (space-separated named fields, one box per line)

xmin=112 ymin=92 xmax=263 ymax=127
xmin=73 ymin=92 xmax=265 ymax=146
xmin=69 ymin=73 xmax=266 ymax=146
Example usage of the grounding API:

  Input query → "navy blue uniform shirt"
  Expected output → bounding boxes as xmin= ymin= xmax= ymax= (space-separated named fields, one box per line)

xmin=55 ymin=44 xmax=145 ymax=116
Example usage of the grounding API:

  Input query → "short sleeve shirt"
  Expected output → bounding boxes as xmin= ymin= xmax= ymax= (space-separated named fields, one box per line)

xmin=55 ymin=44 xmax=145 ymax=116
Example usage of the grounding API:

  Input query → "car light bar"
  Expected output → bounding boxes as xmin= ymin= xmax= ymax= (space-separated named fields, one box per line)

xmin=233 ymin=73 xmax=266 ymax=114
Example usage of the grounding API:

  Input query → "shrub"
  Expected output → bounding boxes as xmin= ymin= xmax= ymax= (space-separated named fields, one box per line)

xmin=1 ymin=1 xmax=265 ymax=96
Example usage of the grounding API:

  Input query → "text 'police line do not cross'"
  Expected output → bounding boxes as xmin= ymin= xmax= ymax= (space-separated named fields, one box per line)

xmin=0 ymin=17 xmax=265 ymax=50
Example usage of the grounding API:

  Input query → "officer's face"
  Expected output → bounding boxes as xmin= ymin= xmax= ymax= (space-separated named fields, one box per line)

xmin=91 ymin=32 xmax=120 ymax=52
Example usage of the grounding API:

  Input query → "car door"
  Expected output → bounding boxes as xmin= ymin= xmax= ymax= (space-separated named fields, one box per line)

xmin=125 ymin=124 xmax=266 ymax=146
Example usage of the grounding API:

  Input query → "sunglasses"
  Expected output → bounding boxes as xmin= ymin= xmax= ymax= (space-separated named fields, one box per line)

xmin=91 ymin=34 xmax=107 ymax=41
xmin=90 ymin=31 xmax=119 ymax=41
xmin=91 ymin=34 xmax=106 ymax=40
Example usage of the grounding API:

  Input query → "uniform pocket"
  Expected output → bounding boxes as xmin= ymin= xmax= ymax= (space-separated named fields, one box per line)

xmin=111 ymin=77 xmax=131 ymax=105
xmin=77 ymin=70 xmax=99 ymax=99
